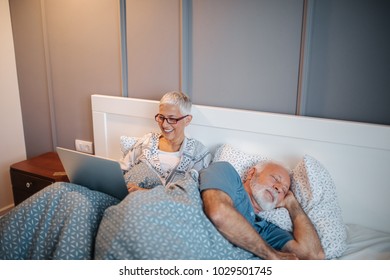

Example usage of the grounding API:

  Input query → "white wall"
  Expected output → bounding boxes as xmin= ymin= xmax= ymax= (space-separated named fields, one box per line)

xmin=0 ymin=0 xmax=27 ymax=212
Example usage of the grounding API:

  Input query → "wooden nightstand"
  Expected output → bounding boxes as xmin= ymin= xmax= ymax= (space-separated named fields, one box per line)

xmin=10 ymin=152 xmax=69 ymax=205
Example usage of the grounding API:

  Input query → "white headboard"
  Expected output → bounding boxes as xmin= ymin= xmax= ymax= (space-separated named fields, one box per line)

xmin=92 ymin=94 xmax=390 ymax=233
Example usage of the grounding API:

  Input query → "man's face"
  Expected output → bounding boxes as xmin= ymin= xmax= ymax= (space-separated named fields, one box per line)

xmin=250 ymin=163 xmax=291 ymax=211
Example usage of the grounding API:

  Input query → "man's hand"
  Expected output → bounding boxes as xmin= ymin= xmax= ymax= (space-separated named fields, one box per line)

xmin=277 ymin=190 xmax=297 ymax=209
xmin=270 ymin=250 xmax=299 ymax=260
xmin=276 ymin=191 xmax=325 ymax=260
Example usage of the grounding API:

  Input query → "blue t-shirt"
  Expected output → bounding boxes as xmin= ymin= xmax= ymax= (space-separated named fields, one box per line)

xmin=199 ymin=161 xmax=292 ymax=250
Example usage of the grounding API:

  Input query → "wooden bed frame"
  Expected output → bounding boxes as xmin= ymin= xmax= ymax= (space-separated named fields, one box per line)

xmin=91 ymin=94 xmax=390 ymax=233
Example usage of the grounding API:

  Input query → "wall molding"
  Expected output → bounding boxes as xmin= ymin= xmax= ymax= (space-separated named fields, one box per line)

xmin=296 ymin=0 xmax=314 ymax=116
xmin=180 ymin=0 xmax=192 ymax=96
xmin=297 ymin=0 xmax=314 ymax=116
xmin=119 ymin=0 xmax=128 ymax=97
xmin=40 ymin=0 xmax=57 ymax=149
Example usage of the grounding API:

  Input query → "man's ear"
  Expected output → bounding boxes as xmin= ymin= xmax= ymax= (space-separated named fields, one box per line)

xmin=245 ymin=167 xmax=256 ymax=182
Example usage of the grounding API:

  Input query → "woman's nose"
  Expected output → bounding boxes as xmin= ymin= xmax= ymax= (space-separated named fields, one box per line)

xmin=161 ymin=119 xmax=170 ymax=127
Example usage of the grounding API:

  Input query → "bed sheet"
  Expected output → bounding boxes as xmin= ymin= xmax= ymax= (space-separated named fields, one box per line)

xmin=338 ymin=224 xmax=390 ymax=260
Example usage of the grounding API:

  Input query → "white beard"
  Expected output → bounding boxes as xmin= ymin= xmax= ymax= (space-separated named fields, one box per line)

xmin=252 ymin=187 xmax=278 ymax=211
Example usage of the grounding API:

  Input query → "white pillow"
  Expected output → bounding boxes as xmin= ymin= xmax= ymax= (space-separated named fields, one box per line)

xmin=213 ymin=144 xmax=347 ymax=259
xmin=120 ymin=135 xmax=138 ymax=158
xmin=257 ymin=155 xmax=347 ymax=259
xmin=212 ymin=144 xmax=267 ymax=180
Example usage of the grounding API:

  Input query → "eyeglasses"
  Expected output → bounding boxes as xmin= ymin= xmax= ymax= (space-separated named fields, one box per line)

xmin=155 ymin=114 xmax=188 ymax=124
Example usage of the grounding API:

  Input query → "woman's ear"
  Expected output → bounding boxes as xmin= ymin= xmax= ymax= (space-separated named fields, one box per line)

xmin=185 ymin=115 xmax=193 ymax=126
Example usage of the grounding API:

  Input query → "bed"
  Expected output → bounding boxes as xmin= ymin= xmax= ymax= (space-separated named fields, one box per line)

xmin=1 ymin=94 xmax=389 ymax=260
xmin=91 ymin=94 xmax=390 ymax=260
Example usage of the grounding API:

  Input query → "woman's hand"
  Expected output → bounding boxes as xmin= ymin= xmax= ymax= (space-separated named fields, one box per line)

xmin=127 ymin=183 xmax=147 ymax=193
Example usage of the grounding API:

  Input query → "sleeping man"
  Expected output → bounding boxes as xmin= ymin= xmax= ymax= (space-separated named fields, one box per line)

xmin=199 ymin=161 xmax=325 ymax=260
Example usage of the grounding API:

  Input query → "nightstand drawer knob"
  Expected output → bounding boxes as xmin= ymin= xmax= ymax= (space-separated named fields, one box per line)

xmin=26 ymin=182 xmax=33 ymax=188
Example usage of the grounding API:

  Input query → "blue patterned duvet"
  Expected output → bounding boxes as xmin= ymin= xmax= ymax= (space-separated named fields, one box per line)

xmin=0 ymin=175 xmax=257 ymax=260
xmin=0 ymin=183 xmax=119 ymax=259
xmin=95 ymin=171 xmax=256 ymax=259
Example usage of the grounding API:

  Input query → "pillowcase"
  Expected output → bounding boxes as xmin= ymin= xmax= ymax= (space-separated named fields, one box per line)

xmin=212 ymin=144 xmax=267 ymax=180
xmin=213 ymin=144 xmax=347 ymax=259
xmin=120 ymin=135 xmax=138 ymax=158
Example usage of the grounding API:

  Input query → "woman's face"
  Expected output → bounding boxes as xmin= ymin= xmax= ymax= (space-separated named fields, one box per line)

xmin=157 ymin=103 xmax=191 ymax=144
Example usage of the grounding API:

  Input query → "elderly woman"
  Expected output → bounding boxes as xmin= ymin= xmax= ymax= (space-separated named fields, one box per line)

xmin=122 ymin=91 xmax=211 ymax=192
xmin=0 ymin=91 xmax=211 ymax=260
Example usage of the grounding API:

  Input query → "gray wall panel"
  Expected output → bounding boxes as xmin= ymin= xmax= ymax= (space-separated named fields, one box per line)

xmin=9 ymin=0 xmax=53 ymax=158
xmin=304 ymin=0 xmax=390 ymax=125
xmin=11 ymin=0 xmax=122 ymax=157
xmin=10 ymin=0 xmax=390 ymax=158
xmin=126 ymin=0 xmax=181 ymax=100
xmin=190 ymin=0 xmax=304 ymax=114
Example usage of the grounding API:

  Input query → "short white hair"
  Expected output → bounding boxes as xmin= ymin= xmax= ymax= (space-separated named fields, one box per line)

xmin=159 ymin=91 xmax=192 ymax=115
xmin=253 ymin=160 xmax=292 ymax=177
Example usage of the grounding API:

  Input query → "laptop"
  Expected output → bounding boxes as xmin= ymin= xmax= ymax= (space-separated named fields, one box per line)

xmin=56 ymin=147 xmax=128 ymax=200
